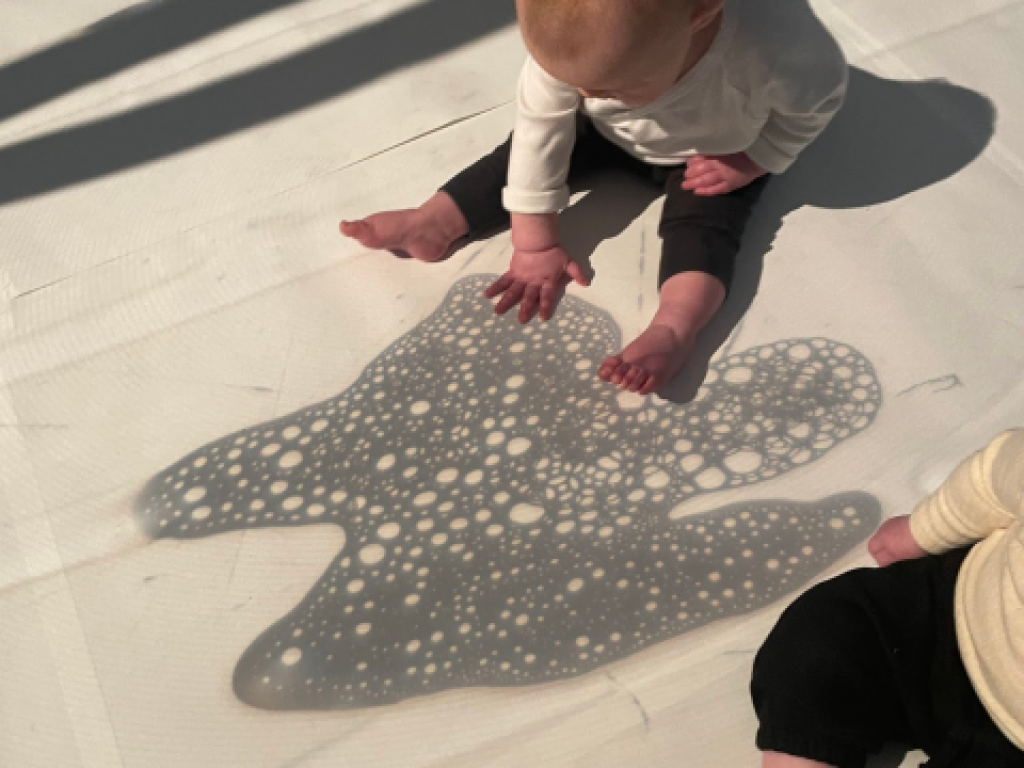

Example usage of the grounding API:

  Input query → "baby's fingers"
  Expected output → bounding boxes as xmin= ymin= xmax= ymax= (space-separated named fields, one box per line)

xmin=494 ymin=281 xmax=527 ymax=315
xmin=518 ymin=284 xmax=542 ymax=324
xmin=565 ymin=260 xmax=590 ymax=286
xmin=682 ymin=170 xmax=720 ymax=191
xmin=694 ymin=180 xmax=732 ymax=196
xmin=683 ymin=164 xmax=704 ymax=180
xmin=684 ymin=156 xmax=708 ymax=177
xmin=539 ymin=282 xmax=556 ymax=321
xmin=867 ymin=530 xmax=894 ymax=567
xmin=872 ymin=548 xmax=893 ymax=568
xmin=539 ymin=281 xmax=566 ymax=321
xmin=484 ymin=272 xmax=515 ymax=299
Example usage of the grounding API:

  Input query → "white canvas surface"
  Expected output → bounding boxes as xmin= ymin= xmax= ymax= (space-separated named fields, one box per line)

xmin=1 ymin=1 xmax=1021 ymax=766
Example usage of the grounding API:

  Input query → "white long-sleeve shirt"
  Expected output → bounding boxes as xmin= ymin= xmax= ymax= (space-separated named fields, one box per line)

xmin=503 ymin=0 xmax=848 ymax=214
xmin=911 ymin=429 xmax=1024 ymax=751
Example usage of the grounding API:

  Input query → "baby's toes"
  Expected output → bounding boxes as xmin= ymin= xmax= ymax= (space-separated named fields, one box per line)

xmin=637 ymin=373 xmax=658 ymax=396
xmin=608 ymin=362 xmax=632 ymax=385
xmin=339 ymin=219 xmax=365 ymax=238
xmin=342 ymin=219 xmax=383 ymax=248
xmin=598 ymin=356 xmax=623 ymax=382
xmin=618 ymin=366 xmax=644 ymax=391
xmin=627 ymin=370 xmax=650 ymax=393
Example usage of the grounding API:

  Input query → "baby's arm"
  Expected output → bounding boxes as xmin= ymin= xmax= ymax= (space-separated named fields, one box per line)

xmin=503 ymin=56 xmax=580 ymax=215
xmin=910 ymin=429 xmax=1024 ymax=553
xmin=869 ymin=430 xmax=1024 ymax=566
xmin=486 ymin=57 xmax=587 ymax=323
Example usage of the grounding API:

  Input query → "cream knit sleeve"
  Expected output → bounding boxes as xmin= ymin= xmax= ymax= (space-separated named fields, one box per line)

xmin=910 ymin=429 xmax=1024 ymax=554
xmin=502 ymin=56 xmax=581 ymax=215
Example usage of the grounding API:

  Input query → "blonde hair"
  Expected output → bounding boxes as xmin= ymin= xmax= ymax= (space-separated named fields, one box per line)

xmin=518 ymin=0 xmax=696 ymax=60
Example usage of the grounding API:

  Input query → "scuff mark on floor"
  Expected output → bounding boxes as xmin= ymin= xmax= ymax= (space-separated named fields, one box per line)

xmin=231 ymin=596 xmax=253 ymax=612
xmin=606 ymin=672 xmax=651 ymax=732
xmin=330 ymin=100 xmax=513 ymax=176
xmin=637 ymin=228 xmax=646 ymax=314
xmin=225 ymin=384 xmax=276 ymax=394
xmin=457 ymin=243 xmax=489 ymax=273
xmin=12 ymin=277 xmax=72 ymax=303
xmin=226 ymin=533 xmax=246 ymax=588
xmin=897 ymin=374 xmax=963 ymax=397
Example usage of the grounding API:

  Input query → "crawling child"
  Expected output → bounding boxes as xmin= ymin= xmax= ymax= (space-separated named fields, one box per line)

xmin=341 ymin=0 xmax=847 ymax=395
xmin=752 ymin=429 xmax=1024 ymax=768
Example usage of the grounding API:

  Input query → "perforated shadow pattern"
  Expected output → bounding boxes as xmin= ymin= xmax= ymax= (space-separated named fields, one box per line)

xmin=135 ymin=275 xmax=881 ymax=710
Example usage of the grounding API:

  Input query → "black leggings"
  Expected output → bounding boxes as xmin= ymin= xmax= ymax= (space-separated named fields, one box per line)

xmin=440 ymin=117 xmax=770 ymax=292
xmin=752 ymin=549 xmax=1024 ymax=768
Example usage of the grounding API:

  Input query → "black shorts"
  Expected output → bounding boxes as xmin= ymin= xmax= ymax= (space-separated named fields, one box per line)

xmin=751 ymin=549 xmax=1024 ymax=768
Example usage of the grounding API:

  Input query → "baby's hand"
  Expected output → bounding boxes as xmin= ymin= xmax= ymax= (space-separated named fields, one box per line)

xmin=868 ymin=515 xmax=929 ymax=568
xmin=682 ymin=153 xmax=766 ymax=196
xmin=484 ymin=245 xmax=589 ymax=324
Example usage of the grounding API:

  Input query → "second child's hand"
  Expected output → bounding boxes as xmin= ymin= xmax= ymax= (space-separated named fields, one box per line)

xmin=868 ymin=516 xmax=929 ymax=568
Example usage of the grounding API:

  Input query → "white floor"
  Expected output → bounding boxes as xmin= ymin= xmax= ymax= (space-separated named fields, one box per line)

xmin=1 ymin=0 xmax=1022 ymax=766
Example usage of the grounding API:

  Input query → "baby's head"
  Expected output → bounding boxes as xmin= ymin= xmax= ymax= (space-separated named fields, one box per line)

xmin=517 ymin=0 xmax=723 ymax=106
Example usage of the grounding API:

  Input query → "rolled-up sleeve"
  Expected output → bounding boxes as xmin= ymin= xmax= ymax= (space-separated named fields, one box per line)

xmin=910 ymin=430 xmax=1024 ymax=554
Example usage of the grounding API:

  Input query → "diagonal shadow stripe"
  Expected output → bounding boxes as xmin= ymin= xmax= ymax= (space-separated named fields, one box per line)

xmin=0 ymin=0 xmax=517 ymax=206
xmin=0 ymin=0 xmax=312 ymax=122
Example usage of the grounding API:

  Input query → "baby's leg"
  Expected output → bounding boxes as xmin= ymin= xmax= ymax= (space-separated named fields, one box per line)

xmin=339 ymin=137 xmax=514 ymax=262
xmin=599 ymin=272 xmax=724 ymax=394
xmin=340 ymin=190 xmax=469 ymax=263
xmin=752 ymin=573 xmax=905 ymax=768
xmin=751 ymin=552 xmax=972 ymax=768
xmin=341 ymin=119 xmax=630 ymax=263
xmin=599 ymin=171 xmax=769 ymax=394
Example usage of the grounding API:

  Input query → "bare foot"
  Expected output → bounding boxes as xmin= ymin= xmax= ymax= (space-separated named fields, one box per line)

xmin=598 ymin=321 xmax=696 ymax=395
xmin=340 ymin=192 xmax=468 ymax=263
xmin=599 ymin=272 xmax=726 ymax=396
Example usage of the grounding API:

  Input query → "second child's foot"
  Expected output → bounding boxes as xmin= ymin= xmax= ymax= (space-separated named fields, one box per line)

xmin=599 ymin=322 xmax=696 ymax=395
xmin=340 ymin=192 xmax=468 ymax=263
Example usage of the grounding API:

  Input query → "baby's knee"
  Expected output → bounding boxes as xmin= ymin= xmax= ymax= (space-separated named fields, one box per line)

xmin=753 ymin=573 xmax=873 ymax=693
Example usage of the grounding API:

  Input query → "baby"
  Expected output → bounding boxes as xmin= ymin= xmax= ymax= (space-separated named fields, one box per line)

xmin=753 ymin=429 xmax=1024 ymax=768
xmin=342 ymin=0 xmax=847 ymax=395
